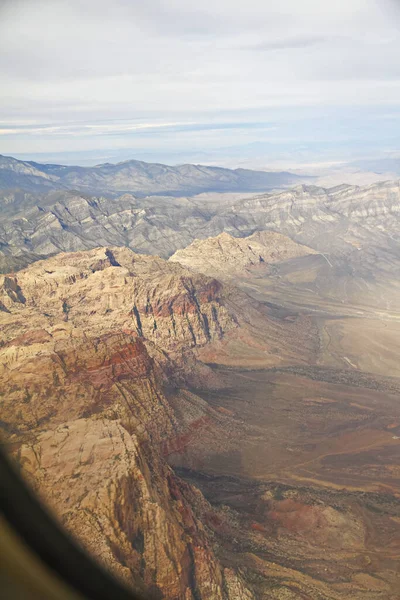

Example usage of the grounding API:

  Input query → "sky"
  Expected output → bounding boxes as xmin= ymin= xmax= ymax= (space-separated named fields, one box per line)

xmin=0 ymin=0 xmax=400 ymax=168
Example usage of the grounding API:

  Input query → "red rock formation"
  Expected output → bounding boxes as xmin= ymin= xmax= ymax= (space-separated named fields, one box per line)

xmin=0 ymin=248 xmax=261 ymax=599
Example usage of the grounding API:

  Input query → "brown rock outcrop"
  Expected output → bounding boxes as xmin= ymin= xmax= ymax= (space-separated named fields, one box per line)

xmin=1 ymin=326 xmax=242 ymax=599
xmin=169 ymin=231 xmax=317 ymax=280
xmin=0 ymin=247 xmax=264 ymax=599
xmin=0 ymin=247 xmax=236 ymax=355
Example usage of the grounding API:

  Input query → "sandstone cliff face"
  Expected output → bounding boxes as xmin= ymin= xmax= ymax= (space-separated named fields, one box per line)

xmin=0 ymin=246 xmax=236 ymax=356
xmin=3 ymin=331 xmax=231 ymax=599
xmin=0 ymin=246 xmax=318 ymax=372
xmin=169 ymin=231 xmax=317 ymax=280
xmin=0 ymin=247 xmax=262 ymax=599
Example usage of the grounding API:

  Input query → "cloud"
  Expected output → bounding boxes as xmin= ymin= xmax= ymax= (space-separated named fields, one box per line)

xmin=0 ymin=0 xmax=399 ymax=162
xmin=243 ymin=35 xmax=335 ymax=52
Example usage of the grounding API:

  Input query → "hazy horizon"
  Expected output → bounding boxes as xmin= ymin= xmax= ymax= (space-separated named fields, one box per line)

xmin=1 ymin=0 xmax=400 ymax=170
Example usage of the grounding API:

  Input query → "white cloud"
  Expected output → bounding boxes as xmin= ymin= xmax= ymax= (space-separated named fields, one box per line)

xmin=0 ymin=0 xmax=399 ymax=160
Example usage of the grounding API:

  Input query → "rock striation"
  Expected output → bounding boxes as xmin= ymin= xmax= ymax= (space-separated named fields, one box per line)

xmin=0 ymin=247 xmax=236 ymax=354
xmin=1 ymin=178 xmax=400 ymax=274
xmin=2 ymin=246 xmax=314 ymax=598
xmin=170 ymin=231 xmax=317 ymax=279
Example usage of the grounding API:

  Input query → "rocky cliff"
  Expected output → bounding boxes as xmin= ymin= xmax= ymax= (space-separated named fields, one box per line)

xmin=0 ymin=247 xmax=236 ymax=353
xmin=3 ymin=246 xmax=315 ymax=598
xmin=170 ymin=231 xmax=317 ymax=280
xmin=5 ymin=330 xmax=234 ymax=599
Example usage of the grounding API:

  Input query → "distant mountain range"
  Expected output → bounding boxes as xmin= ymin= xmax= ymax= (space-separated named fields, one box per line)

xmin=1 ymin=178 xmax=399 ymax=283
xmin=348 ymin=157 xmax=400 ymax=175
xmin=0 ymin=153 xmax=303 ymax=196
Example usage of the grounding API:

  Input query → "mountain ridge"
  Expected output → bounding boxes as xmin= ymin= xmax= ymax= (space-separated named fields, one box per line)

xmin=1 ymin=177 xmax=399 ymax=275
xmin=0 ymin=153 xmax=303 ymax=196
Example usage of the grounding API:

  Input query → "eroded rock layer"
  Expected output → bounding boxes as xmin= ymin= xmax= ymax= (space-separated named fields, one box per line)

xmin=2 ymin=246 xmax=306 ymax=599
xmin=1 ymin=241 xmax=400 ymax=599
